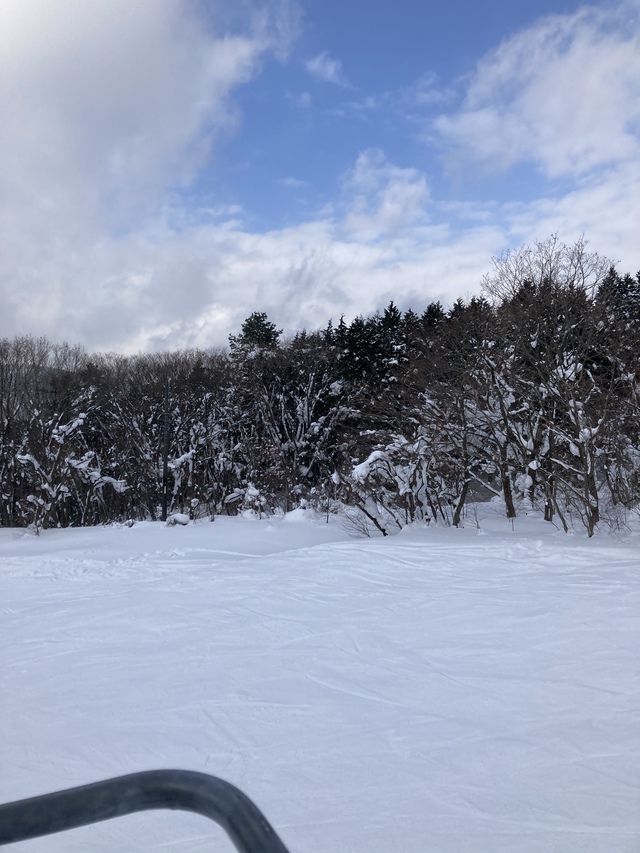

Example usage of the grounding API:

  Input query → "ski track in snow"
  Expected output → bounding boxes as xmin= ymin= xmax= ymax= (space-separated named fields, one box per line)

xmin=1 ymin=515 xmax=639 ymax=852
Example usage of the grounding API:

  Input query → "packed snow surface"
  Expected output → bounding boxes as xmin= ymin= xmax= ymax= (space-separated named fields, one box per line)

xmin=1 ymin=510 xmax=639 ymax=852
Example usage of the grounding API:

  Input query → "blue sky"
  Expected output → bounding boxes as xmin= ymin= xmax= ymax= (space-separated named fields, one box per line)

xmin=1 ymin=0 xmax=639 ymax=352
xmin=215 ymin=0 xmax=591 ymax=227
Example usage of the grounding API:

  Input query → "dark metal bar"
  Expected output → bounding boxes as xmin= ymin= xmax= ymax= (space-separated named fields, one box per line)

xmin=0 ymin=769 xmax=291 ymax=853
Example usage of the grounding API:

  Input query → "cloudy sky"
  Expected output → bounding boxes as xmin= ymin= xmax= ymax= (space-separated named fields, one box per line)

xmin=1 ymin=0 xmax=639 ymax=352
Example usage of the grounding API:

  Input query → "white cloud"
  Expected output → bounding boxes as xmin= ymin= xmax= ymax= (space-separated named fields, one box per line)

xmin=0 ymin=0 xmax=298 ymax=342
xmin=330 ymin=94 xmax=379 ymax=119
xmin=280 ymin=176 xmax=309 ymax=188
xmin=287 ymin=90 xmax=312 ymax=108
xmin=0 ymin=0 xmax=274 ymax=215
xmin=0 ymin=139 xmax=499 ymax=352
xmin=2 ymin=1 xmax=639 ymax=355
xmin=305 ymin=51 xmax=349 ymax=86
xmin=341 ymin=149 xmax=429 ymax=241
xmin=1 ymin=140 xmax=638 ymax=353
xmin=198 ymin=204 xmax=244 ymax=219
xmin=70 ymin=213 xmax=498 ymax=354
xmin=403 ymin=72 xmax=453 ymax=107
xmin=502 ymin=160 xmax=640 ymax=271
xmin=436 ymin=4 xmax=640 ymax=178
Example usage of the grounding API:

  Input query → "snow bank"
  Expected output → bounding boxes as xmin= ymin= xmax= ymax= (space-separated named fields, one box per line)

xmin=1 ymin=514 xmax=638 ymax=853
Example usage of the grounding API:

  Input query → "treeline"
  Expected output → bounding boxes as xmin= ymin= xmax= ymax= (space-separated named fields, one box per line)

xmin=1 ymin=237 xmax=639 ymax=536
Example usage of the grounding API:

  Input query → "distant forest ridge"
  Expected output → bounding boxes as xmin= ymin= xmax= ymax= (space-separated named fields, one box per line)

xmin=1 ymin=237 xmax=639 ymax=536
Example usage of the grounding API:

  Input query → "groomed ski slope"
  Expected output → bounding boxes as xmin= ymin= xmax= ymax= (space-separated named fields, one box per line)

xmin=1 ymin=509 xmax=639 ymax=853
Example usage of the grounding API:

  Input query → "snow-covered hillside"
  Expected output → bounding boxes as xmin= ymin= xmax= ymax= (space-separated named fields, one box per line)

xmin=1 ymin=511 xmax=639 ymax=852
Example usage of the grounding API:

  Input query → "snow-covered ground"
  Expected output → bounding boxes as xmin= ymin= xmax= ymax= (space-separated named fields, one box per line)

xmin=1 ymin=509 xmax=639 ymax=852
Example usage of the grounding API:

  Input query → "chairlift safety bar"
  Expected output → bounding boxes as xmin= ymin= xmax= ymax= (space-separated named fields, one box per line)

xmin=0 ymin=769 xmax=291 ymax=853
